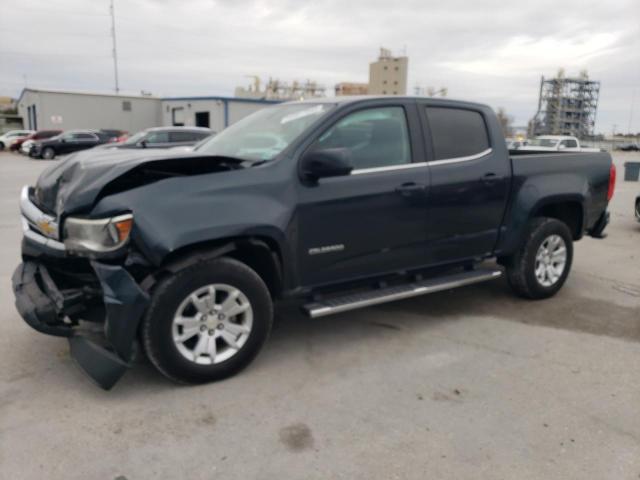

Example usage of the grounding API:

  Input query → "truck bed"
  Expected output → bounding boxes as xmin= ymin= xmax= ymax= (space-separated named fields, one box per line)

xmin=503 ymin=150 xmax=612 ymax=248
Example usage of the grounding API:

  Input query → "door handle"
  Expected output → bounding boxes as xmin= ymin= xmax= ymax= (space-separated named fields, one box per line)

xmin=395 ymin=182 xmax=427 ymax=197
xmin=482 ymin=172 xmax=499 ymax=185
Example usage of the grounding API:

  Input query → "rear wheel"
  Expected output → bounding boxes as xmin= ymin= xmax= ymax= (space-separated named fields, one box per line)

xmin=142 ymin=257 xmax=273 ymax=384
xmin=42 ymin=147 xmax=56 ymax=160
xmin=0 ymin=142 xmax=5 ymax=151
xmin=505 ymin=217 xmax=573 ymax=299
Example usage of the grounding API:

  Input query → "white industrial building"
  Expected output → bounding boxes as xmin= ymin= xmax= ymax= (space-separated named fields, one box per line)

xmin=17 ymin=89 xmax=162 ymax=133
xmin=162 ymin=96 xmax=279 ymax=131
xmin=17 ymin=88 xmax=280 ymax=134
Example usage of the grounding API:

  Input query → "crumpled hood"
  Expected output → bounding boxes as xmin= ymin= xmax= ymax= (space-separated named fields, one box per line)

xmin=33 ymin=148 xmax=238 ymax=216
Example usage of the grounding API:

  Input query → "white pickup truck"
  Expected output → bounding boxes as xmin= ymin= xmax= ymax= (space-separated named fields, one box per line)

xmin=518 ymin=135 xmax=600 ymax=152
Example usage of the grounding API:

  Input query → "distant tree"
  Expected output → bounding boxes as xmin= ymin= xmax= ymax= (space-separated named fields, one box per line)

xmin=496 ymin=107 xmax=514 ymax=137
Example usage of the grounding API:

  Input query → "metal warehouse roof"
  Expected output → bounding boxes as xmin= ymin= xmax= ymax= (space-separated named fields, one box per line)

xmin=18 ymin=88 xmax=282 ymax=105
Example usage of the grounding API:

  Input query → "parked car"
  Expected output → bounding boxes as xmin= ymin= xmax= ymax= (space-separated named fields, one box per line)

xmin=94 ymin=126 xmax=211 ymax=151
xmin=12 ymin=96 xmax=614 ymax=389
xmin=506 ymin=138 xmax=527 ymax=150
xmin=30 ymin=130 xmax=106 ymax=159
xmin=169 ymin=133 xmax=216 ymax=153
xmin=518 ymin=135 xmax=600 ymax=152
xmin=618 ymin=143 xmax=640 ymax=152
xmin=15 ymin=130 xmax=62 ymax=155
xmin=96 ymin=129 xmax=128 ymax=143
xmin=0 ymin=129 xmax=34 ymax=150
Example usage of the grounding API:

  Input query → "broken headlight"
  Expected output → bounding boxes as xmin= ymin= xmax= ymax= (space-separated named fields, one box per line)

xmin=63 ymin=213 xmax=133 ymax=254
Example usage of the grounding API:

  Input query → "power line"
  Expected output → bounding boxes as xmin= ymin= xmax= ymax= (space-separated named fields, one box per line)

xmin=0 ymin=28 xmax=109 ymax=39
xmin=3 ymin=6 xmax=110 ymax=17
xmin=0 ymin=50 xmax=112 ymax=58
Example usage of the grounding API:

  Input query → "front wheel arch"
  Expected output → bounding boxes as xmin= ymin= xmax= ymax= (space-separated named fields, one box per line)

xmin=150 ymin=237 xmax=284 ymax=298
xmin=141 ymin=256 xmax=273 ymax=384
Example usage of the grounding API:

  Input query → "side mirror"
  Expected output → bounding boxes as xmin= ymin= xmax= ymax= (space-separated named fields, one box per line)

xmin=558 ymin=143 xmax=566 ymax=150
xmin=60 ymin=138 xmax=67 ymax=143
xmin=300 ymin=148 xmax=353 ymax=181
xmin=138 ymin=139 xmax=148 ymax=148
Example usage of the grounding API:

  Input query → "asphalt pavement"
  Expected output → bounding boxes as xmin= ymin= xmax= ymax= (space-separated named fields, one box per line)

xmin=0 ymin=151 xmax=638 ymax=480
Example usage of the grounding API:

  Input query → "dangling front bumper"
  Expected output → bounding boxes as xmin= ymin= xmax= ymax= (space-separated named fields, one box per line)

xmin=12 ymin=259 xmax=149 ymax=390
xmin=12 ymin=186 xmax=150 ymax=390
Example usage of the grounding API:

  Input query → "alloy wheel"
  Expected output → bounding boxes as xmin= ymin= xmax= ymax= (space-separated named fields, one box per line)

xmin=534 ymin=234 xmax=567 ymax=287
xmin=171 ymin=284 xmax=253 ymax=365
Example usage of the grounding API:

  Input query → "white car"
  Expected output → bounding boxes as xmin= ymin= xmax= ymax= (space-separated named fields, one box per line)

xmin=0 ymin=130 xmax=34 ymax=150
xmin=518 ymin=135 xmax=599 ymax=152
xmin=20 ymin=139 xmax=35 ymax=155
xmin=506 ymin=138 xmax=527 ymax=150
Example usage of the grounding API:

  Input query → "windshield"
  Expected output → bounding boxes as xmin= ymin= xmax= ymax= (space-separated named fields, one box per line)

xmin=528 ymin=138 xmax=558 ymax=147
xmin=195 ymin=103 xmax=335 ymax=161
xmin=122 ymin=131 xmax=148 ymax=145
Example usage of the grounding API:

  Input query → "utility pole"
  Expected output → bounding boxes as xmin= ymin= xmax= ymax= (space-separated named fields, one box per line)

xmin=109 ymin=0 xmax=120 ymax=93
xmin=628 ymin=87 xmax=636 ymax=134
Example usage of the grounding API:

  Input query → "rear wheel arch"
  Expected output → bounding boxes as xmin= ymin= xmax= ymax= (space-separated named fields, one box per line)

xmin=531 ymin=199 xmax=584 ymax=239
xmin=505 ymin=217 xmax=574 ymax=299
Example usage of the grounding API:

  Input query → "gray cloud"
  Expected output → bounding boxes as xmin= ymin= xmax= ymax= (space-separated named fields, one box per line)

xmin=1 ymin=0 xmax=638 ymax=132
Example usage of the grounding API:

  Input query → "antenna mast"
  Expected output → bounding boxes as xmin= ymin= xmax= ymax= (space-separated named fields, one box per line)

xmin=110 ymin=0 xmax=120 ymax=93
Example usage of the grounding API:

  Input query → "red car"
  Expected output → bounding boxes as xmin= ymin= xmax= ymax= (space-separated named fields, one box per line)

xmin=13 ymin=130 xmax=62 ymax=153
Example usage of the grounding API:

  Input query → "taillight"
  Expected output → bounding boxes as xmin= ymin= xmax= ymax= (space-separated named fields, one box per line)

xmin=607 ymin=163 xmax=616 ymax=201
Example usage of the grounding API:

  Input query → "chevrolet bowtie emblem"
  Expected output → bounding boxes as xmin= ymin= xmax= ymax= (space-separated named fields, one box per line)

xmin=36 ymin=219 xmax=57 ymax=236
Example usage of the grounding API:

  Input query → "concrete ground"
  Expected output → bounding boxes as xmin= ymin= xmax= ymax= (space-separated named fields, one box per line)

xmin=0 ymin=150 xmax=638 ymax=480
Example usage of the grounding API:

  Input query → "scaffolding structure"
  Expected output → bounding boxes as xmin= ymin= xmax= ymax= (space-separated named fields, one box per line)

xmin=235 ymin=76 xmax=326 ymax=101
xmin=530 ymin=70 xmax=600 ymax=138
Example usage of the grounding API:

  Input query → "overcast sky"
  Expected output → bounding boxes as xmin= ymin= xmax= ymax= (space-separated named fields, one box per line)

xmin=1 ymin=0 xmax=639 ymax=133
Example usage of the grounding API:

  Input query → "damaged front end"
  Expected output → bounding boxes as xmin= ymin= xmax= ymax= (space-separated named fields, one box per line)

xmin=13 ymin=186 xmax=150 ymax=390
xmin=13 ymin=149 xmax=260 ymax=389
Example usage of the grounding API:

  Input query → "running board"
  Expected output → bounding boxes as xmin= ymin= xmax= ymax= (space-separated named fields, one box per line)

xmin=302 ymin=268 xmax=502 ymax=318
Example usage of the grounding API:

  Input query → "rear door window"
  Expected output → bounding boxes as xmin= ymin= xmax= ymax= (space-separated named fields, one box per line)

xmin=425 ymin=107 xmax=490 ymax=160
xmin=193 ymin=131 xmax=210 ymax=140
xmin=145 ymin=131 xmax=170 ymax=144
xmin=76 ymin=133 xmax=97 ymax=141
xmin=169 ymin=131 xmax=197 ymax=143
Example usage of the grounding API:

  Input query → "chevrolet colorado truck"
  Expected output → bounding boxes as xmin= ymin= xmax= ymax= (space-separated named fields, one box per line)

xmin=12 ymin=97 xmax=615 ymax=389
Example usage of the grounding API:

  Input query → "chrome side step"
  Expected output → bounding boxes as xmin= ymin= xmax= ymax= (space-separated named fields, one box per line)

xmin=302 ymin=268 xmax=502 ymax=318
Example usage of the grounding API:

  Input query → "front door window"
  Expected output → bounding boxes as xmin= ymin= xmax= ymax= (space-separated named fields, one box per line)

xmin=311 ymin=106 xmax=411 ymax=170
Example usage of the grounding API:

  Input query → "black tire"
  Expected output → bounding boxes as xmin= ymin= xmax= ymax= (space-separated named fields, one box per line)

xmin=505 ymin=217 xmax=573 ymax=299
xmin=0 ymin=142 xmax=5 ymax=151
xmin=142 ymin=257 xmax=273 ymax=384
xmin=42 ymin=147 xmax=55 ymax=160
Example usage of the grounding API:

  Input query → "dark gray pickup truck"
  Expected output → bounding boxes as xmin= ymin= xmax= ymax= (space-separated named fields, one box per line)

xmin=12 ymin=96 xmax=615 ymax=389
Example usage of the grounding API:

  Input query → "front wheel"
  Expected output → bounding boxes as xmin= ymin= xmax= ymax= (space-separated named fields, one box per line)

xmin=142 ymin=257 xmax=273 ymax=384
xmin=505 ymin=217 xmax=573 ymax=299
xmin=41 ymin=147 xmax=56 ymax=160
